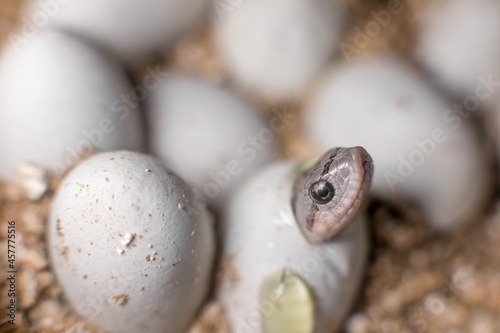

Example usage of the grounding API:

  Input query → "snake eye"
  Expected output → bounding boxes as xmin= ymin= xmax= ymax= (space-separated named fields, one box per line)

xmin=309 ymin=180 xmax=335 ymax=204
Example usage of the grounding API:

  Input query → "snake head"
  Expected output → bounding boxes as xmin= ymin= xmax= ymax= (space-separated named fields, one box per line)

xmin=292 ymin=147 xmax=374 ymax=243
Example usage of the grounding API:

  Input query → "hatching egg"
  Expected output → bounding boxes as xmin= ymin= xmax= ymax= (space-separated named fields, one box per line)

xmin=218 ymin=158 xmax=369 ymax=333
xmin=48 ymin=151 xmax=215 ymax=333
xmin=0 ymin=29 xmax=143 ymax=182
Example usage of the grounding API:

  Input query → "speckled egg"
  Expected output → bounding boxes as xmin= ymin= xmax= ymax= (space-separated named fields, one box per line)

xmin=213 ymin=0 xmax=347 ymax=100
xmin=218 ymin=161 xmax=368 ymax=333
xmin=147 ymin=74 xmax=278 ymax=208
xmin=305 ymin=57 xmax=492 ymax=231
xmin=0 ymin=29 xmax=143 ymax=182
xmin=415 ymin=0 xmax=500 ymax=98
xmin=48 ymin=151 xmax=215 ymax=333
xmin=26 ymin=0 xmax=207 ymax=61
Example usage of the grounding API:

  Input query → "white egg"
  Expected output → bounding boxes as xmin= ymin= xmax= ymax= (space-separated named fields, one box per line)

xmin=305 ymin=57 xmax=492 ymax=231
xmin=147 ymin=74 xmax=278 ymax=208
xmin=218 ymin=161 xmax=368 ymax=333
xmin=24 ymin=0 xmax=207 ymax=61
xmin=48 ymin=151 xmax=215 ymax=333
xmin=213 ymin=0 xmax=347 ymax=100
xmin=0 ymin=29 xmax=144 ymax=182
xmin=415 ymin=0 xmax=500 ymax=98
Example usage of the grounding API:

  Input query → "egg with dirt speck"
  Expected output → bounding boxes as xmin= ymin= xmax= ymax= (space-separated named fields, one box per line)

xmin=48 ymin=151 xmax=215 ymax=333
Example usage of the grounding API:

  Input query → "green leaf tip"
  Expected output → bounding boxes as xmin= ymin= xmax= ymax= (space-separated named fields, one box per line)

xmin=259 ymin=268 xmax=315 ymax=333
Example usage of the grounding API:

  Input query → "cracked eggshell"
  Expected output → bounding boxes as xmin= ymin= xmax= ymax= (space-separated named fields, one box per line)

xmin=0 ymin=29 xmax=143 ymax=181
xmin=147 ymin=74 xmax=276 ymax=208
xmin=415 ymin=0 xmax=500 ymax=97
xmin=305 ymin=57 xmax=492 ymax=231
xmin=48 ymin=151 xmax=215 ymax=333
xmin=213 ymin=0 xmax=347 ymax=100
xmin=27 ymin=0 xmax=207 ymax=62
xmin=218 ymin=161 xmax=368 ymax=333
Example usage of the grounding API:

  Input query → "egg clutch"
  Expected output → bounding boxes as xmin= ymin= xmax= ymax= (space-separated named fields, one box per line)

xmin=0 ymin=0 xmax=498 ymax=333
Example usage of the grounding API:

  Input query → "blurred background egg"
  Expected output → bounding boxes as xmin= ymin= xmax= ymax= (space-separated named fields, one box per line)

xmin=213 ymin=0 xmax=347 ymax=100
xmin=415 ymin=0 xmax=500 ymax=99
xmin=305 ymin=57 xmax=493 ymax=231
xmin=146 ymin=74 xmax=277 ymax=208
xmin=0 ymin=29 xmax=143 ymax=182
xmin=48 ymin=151 xmax=215 ymax=333
xmin=26 ymin=0 xmax=207 ymax=62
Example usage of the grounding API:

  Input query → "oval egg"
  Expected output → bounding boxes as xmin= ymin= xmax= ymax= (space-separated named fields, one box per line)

xmin=0 ymin=29 xmax=143 ymax=182
xmin=213 ymin=0 xmax=347 ymax=100
xmin=26 ymin=0 xmax=207 ymax=61
xmin=415 ymin=0 xmax=500 ymax=98
xmin=218 ymin=161 xmax=368 ymax=333
xmin=48 ymin=151 xmax=215 ymax=333
xmin=305 ymin=57 xmax=493 ymax=231
xmin=147 ymin=74 xmax=277 ymax=208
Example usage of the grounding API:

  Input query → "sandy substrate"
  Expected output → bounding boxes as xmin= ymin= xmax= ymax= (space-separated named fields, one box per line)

xmin=1 ymin=1 xmax=500 ymax=332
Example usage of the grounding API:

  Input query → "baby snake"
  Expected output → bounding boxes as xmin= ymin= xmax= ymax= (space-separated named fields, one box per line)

xmin=292 ymin=147 xmax=374 ymax=243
